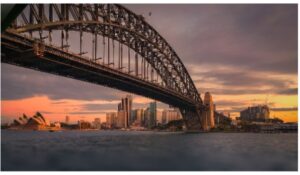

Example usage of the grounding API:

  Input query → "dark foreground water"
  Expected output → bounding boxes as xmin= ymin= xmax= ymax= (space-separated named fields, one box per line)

xmin=1 ymin=130 xmax=298 ymax=171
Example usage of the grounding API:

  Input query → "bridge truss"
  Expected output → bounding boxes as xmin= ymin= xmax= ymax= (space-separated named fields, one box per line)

xmin=1 ymin=4 xmax=204 ymax=130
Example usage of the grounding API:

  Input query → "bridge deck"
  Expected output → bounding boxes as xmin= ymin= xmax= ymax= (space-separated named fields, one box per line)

xmin=2 ymin=32 xmax=197 ymax=110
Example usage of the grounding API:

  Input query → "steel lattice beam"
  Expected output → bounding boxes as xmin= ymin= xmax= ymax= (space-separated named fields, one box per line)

xmin=2 ymin=4 xmax=204 ymax=130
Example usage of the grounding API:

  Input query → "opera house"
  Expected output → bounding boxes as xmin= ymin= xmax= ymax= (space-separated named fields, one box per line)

xmin=11 ymin=112 xmax=60 ymax=131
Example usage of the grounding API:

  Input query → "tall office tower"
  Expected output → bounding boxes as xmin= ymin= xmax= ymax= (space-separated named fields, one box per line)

xmin=130 ymin=110 xmax=137 ymax=125
xmin=144 ymin=107 xmax=150 ymax=127
xmin=149 ymin=101 xmax=157 ymax=128
xmin=162 ymin=110 xmax=168 ymax=124
xmin=117 ymin=110 xmax=126 ymax=128
xmin=119 ymin=95 xmax=132 ymax=128
xmin=118 ymin=102 xmax=123 ymax=111
xmin=106 ymin=112 xmax=117 ymax=128
xmin=202 ymin=92 xmax=215 ymax=130
xmin=156 ymin=110 xmax=163 ymax=124
xmin=136 ymin=108 xmax=144 ymax=126
xmin=125 ymin=95 xmax=132 ymax=128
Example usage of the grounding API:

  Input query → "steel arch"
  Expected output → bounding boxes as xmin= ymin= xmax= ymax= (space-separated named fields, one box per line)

xmin=8 ymin=4 xmax=202 ymax=105
xmin=2 ymin=4 xmax=204 ymax=130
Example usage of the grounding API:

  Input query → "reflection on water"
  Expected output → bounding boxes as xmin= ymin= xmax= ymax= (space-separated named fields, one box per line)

xmin=1 ymin=130 xmax=298 ymax=171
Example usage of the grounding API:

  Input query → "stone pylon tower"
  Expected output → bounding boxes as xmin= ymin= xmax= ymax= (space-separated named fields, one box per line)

xmin=202 ymin=92 xmax=215 ymax=131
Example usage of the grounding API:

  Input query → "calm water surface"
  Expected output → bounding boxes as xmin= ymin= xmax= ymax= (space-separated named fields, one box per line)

xmin=1 ymin=130 xmax=298 ymax=171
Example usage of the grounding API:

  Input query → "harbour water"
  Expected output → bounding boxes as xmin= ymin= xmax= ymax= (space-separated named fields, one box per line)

xmin=1 ymin=130 xmax=298 ymax=171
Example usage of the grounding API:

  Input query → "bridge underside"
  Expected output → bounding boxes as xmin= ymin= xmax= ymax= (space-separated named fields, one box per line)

xmin=2 ymin=32 xmax=203 ymax=130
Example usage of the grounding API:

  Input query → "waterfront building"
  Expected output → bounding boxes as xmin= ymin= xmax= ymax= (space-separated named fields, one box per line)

xmin=119 ymin=95 xmax=132 ymax=128
xmin=51 ymin=122 xmax=61 ymax=129
xmin=106 ymin=112 xmax=117 ymax=128
xmin=117 ymin=110 xmax=126 ymax=128
xmin=156 ymin=110 xmax=163 ymax=124
xmin=202 ymin=92 xmax=215 ymax=130
xmin=130 ymin=110 xmax=137 ymax=125
xmin=130 ymin=109 xmax=144 ymax=126
xmin=78 ymin=120 xmax=92 ymax=130
xmin=24 ymin=115 xmax=50 ymax=130
xmin=144 ymin=107 xmax=150 ymax=127
xmin=162 ymin=108 xmax=182 ymax=124
xmin=136 ymin=108 xmax=144 ymax=125
xmin=93 ymin=118 xmax=101 ymax=129
xmin=10 ymin=112 xmax=65 ymax=130
xmin=118 ymin=102 xmax=122 ymax=111
xmin=65 ymin=115 xmax=70 ymax=124
xmin=240 ymin=105 xmax=270 ymax=121
xmin=214 ymin=111 xmax=232 ymax=128
xmin=149 ymin=101 xmax=157 ymax=128
xmin=132 ymin=109 xmax=144 ymax=126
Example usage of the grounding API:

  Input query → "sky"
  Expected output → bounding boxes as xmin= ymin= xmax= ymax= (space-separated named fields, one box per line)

xmin=1 ymin=4 xmax=298 ymax=124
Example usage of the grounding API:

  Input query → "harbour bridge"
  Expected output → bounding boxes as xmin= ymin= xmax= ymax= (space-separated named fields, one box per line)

xmin=1 ymin=4 xmax=206 ymax=131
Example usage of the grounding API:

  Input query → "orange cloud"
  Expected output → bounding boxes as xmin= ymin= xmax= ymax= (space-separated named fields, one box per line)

xmin=1 ymin=96 xmax=107 ymax=124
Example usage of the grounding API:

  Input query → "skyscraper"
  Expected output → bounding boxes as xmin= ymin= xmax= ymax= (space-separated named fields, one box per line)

xmin=149 ymin=101 xmax=157 ymax=128
xmin=136 ymin=108 xmax=144 ymax=126
xmin=118 ymin=95 xmax=132 ymax=128
xmin=144 ymin=107 xmax=150 ymax=128
xmin=117 ymin=110 xmax=125 ymax=128
xmin=130 ymin=110 xmax=137 ymax=125
xmin=202 ymin=92 xmax=215 ymax=130
xmin=124 ymin=95 xmax=132 ymax=128
xmin=106 ymin=112 xmax=117 ymax=128
xmin=130 ymin=108 xmax=145 ymax=127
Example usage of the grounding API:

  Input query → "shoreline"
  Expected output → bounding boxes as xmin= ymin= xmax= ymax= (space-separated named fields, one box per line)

xmin=3 ymin=128 xmax=297 ymax=134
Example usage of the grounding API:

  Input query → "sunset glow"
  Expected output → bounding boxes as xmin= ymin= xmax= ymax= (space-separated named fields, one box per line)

xmin=1 ymin=4 xmax=298 ymax=124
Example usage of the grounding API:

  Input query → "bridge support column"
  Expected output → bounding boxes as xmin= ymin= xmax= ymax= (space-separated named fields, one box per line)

xmin=180 ymin=108 xmax=203 ymax=132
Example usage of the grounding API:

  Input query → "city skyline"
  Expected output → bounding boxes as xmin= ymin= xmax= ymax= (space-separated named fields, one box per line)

xmin=1 ymin=4 xmax=298 ymax=124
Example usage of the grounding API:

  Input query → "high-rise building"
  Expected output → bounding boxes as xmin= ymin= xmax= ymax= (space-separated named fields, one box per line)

xmin=118 ymin=95 xmax=132 ymax=128
xmin=135 ymin=108 xmax=144 ymax=126
xmin=144 ymin=107 xmax=150 ymax=127
xmin=162 ymin=110 xmax=167 ymax=124
xmin=149 ymin=101 xmax=157 ymax=128
xmin=130 ymin=110 xmax=137 ymax=125
xmin=156 ymin=110 xmax=163 ymax=124
xmin=130 ymin=108 xmax=145 ymax=127
xmin=65 ymin=115 xmax=70 ymax=124
xmin=118 ymin=102 xmax=122 ymax=111
xmin=117 ymin=110 xmax=126 ymax=128
xmin=202 ymin=92 xmax=215 ymax=130
xmin=106 ymin=112 xmax=117 ymax=128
